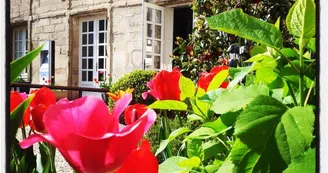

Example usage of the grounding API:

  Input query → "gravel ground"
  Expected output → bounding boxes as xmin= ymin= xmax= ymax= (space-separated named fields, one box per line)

xmin=16 ymin=128 xmax=73 ymax=173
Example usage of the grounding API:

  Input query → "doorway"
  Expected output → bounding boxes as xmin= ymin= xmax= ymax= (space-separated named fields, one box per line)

xmin=173 ymin=6 xmax=193 ymax=50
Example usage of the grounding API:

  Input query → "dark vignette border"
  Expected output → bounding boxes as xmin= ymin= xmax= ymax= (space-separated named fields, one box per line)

xmin=315 ymin=0 xmax=320 ymax=172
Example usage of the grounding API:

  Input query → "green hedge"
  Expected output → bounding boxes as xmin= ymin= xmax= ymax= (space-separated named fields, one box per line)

xmin=109 ymin=69 xmax=156 ymax=106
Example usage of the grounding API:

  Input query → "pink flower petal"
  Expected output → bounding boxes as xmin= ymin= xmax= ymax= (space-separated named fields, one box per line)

xmin=111 ymin=94 xmax=132 ymax=132
xmin=43 ymin=96 xmax=113 ymax=141
xmin=142 ymin=92 xmax=148 ymax=100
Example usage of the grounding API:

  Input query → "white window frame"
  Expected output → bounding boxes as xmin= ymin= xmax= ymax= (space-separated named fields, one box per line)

xmin=13 ymin=27 xmax=28 ymax=79
xmin=79 ymin=16 xmax=108 ymax=89
xmin=142 ymin=2 xmax=165 ymax=71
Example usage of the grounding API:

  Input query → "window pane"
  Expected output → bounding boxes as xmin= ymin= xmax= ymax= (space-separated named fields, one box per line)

xmin=105 ymin=20 xmax=108 ymax=30
xmin=15 ymin=42 xmax=18 ymax=51
xmin=82 ymin=71 xmax=87 ymax=81
xmin=154 ymin=56 xmax=160 ymax=69
xmin=82 ymin=34 xmax=87 ymax=45
xmin=155 ymin=10 xmax=162 ymax=23
xmin=88 ymin=59 xmax=93 ymax=69
xmin=154 ymin=41 xmax=161 ymax=54
xmin=88 ymin=71 xmax=93 ymax=81
xmin=82 ymin=59 xmax=87 ymax=69
xmin=88 ymin=46 xmax=93 ymax=57
xmin=147 ymin=8 xmax=153 ymax=22
xmin=145 ymin=54 xmax=152 ymax=69
xmin=99 ymin=58 xmax=104 ymax=69
xmin=19 ymin=41 xmax=23 ymax=51
xmin=14 ymin=52 xmax=18 ymax=59
xmin=19 ymin=31 xmax=24 ymax=40
xmin=99 ymin=20 xmax=105 ymax=31
xmin=89 ymin=21 xmax=94 ymax=32
xmin=82 ymin=22 xmax=88 ymax=32
xmin=14 ymin=31 xmax=18 ymax=40
xmin=155 ymin=25 xmax=161 ymax=39
xmin=99 ymin=33 xmax=104 ymax=43
xmin=88 ymin=33 xmax=93 ymax=44
xmin=147 ymin=24 xmax=152 ymax=37
xmin=82 ymin=46 xmax=87 ymax=57
xmin=146 ymin=39 xmax=152 ymax=53
xmin=99 ymin=46 xmax=104 ymax=56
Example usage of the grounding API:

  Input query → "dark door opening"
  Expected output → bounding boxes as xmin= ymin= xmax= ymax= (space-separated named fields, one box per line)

xmin=173 ymin=6 xmax=193 ymax=51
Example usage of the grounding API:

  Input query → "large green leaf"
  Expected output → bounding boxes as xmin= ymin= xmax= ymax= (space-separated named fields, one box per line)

xmin=283 ymin=148 xmax=315 ymax=173
xmin=207 ymin=69 xmax=229 ymax=91
xmin=179 ymin=75 xmax=196 ymax=100
xmin=10 ymin=45 xmax=44 ymax=84
xmin=187 ymin=127 xmax=217 ymax=140
xmin=203 ymin=139 xmax=226 ymax=161
xmin=10 ymin=94 xmax=35 ymax=143
xmin=187 ymin=139 xmax=204 ymax=160
xmin=155 ymin=127 xmax=190 ymax=156
xmin=159 ymin=156 xmax=196 ymax=173
xmin=202 ymin=112 xmax=239 ymax=133
xmin=286 ymin=0 xmax=316 ymax=40
xmin=210 ymin=85 xmax=270 ymax=114
xmin=207 ymin=9 xmax=283 ymax=49
xmin=191 ymin=88 xmax=211 ymax=118
xmin=148 ymin=100 xmax=188 ymax=111
xmin=232 ymin=96 xmax=315 ymax=172
xmin=227 ymin=66 xmax=253 ymax=90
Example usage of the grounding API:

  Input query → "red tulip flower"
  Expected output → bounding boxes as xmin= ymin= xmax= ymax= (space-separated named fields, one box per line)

xmin=30 ymin=87 xmax=56 ymax=133
xmin=20 ymin=94 xmax=157 ymax=173
xmin=143 ymin=67 xmax=182 ymax=100
xmin=198 ymin=65 xmax=229 ymax=92
xmin=115 ymin=139 xmax=158 ymax=173
xmin=124 ymin=104 xmax=147 ymax=125
xmin=10 ymin=91 xmax=30 ymax=126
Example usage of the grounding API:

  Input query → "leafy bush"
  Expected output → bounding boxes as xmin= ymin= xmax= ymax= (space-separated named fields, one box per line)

xmin=109 ymin=70 xmax=156 ymax=106
xmin=172 ymin=0 xmax=295 ymax=82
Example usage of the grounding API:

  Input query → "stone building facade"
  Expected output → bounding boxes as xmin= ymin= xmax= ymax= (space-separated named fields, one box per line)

xmin=10 ymin=0 xmax=193 ymax=99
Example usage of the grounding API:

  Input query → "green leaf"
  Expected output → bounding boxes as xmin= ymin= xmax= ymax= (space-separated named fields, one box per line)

xmin=256 ymin=67 xmax=278 ymax=84
xmin=250 ymin=45 xmax=267 ymax=57
xmin=245 ymin=54 xmax=272 ymax=63
xmin=188 ymin=127 xmax=217 ymax=140
xmin=232 ymin=96 xmax=315 ymax=172
xmin=187 ymin=139 xmax=204 ymax=160
xmin=306 ymin=38 xmax=316 ymax=52
xmin=203 ymin=112 xmax=239 ymax=133
xmin=179 ymin=75 xmax=196 ymax=100
xmin=283 ymin=148 xmax=315 ymax=173
xmin=216 ymin=155 xmax=236 ymax=173
xmin=228 ymin=66 xmax=253 ymax=90
xmin=159 ymin=156 xmax=190 ymax=173
xmin=207 ymin=9 xmax=283 ymax=48
xmin=198 ymin=89 xmax=225 ymax=104
xmin=10 ymin=45 xmax=44 ymax=84
xmin=10 ymin=94 xmax=35 ymax=143
xmin=207 ymin=69 xmax=229 ymax=91
xmin=191 ymin=88 xmax=211 ymax=117
xmin=148 ymin=100 xmax=188 ymax=111
xmin=177 ymin=157 xmax=201 ymax=169
xmin=187 ymin=114 xmax=204 ymax=122
xmin=155 ymin=127 xmax=190 ymax=156
xmin=275 ymin=17 xmax=281 ymax=29
xmin=210 ymin=85 xmax=270 ymax=114
xmin=275 ymin=106 xmax=315 ymax=164
xmin=203 ymin=139 xmax=226 ymax=160
xmin=286 ymin=0 xmax=316 ymax=40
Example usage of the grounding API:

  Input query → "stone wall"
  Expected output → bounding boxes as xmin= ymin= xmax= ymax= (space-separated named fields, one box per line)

xmin=111 ymin=5 xmax=143 ymax=81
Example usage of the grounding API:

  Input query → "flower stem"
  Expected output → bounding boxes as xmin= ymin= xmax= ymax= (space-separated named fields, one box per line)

xmin=162 ymin=111 xmax=173 ymax=158
xmin=286 ymin=81 xmax=298 ymax=106
xmin=304 ymin=81 xmax=314 ymax=106
xmin=21 ymin=121 xmax=26 ymax=139
xmin=299 ymin=40 xmax=305 ymax=106
xmin=47 ymin=143 xmax=57 ymax=173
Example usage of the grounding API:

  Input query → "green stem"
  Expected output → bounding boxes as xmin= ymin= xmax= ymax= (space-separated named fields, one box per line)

xmin=304 ymin=81 xmax=314 ymax=106
xmin=286 ymin=81 xmax=298 ymax=106
xmin=275 ymin=48 xmax=300 ymax=74
xmin=299 ymin=40 xmax=305 ymax=107
xmin=48 ymin=143 xmax=57 ymax=173
xmin=162 ymin=111 xmax=173 ymax=158
xmin=11 ymin=146 xmax=19 ymax=172
xmin=21 ymin=121 xmax=26 ymax=139
xmin=177 ymin=114 xmax=183 ymax=127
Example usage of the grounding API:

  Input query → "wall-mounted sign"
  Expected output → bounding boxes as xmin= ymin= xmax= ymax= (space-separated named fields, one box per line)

xmin=39 ymin=41 xmax=55 ymax=85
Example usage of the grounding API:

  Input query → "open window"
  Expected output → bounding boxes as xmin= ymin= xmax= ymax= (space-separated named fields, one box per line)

xmin=142 ymin=2 xmax=164 ymax=71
